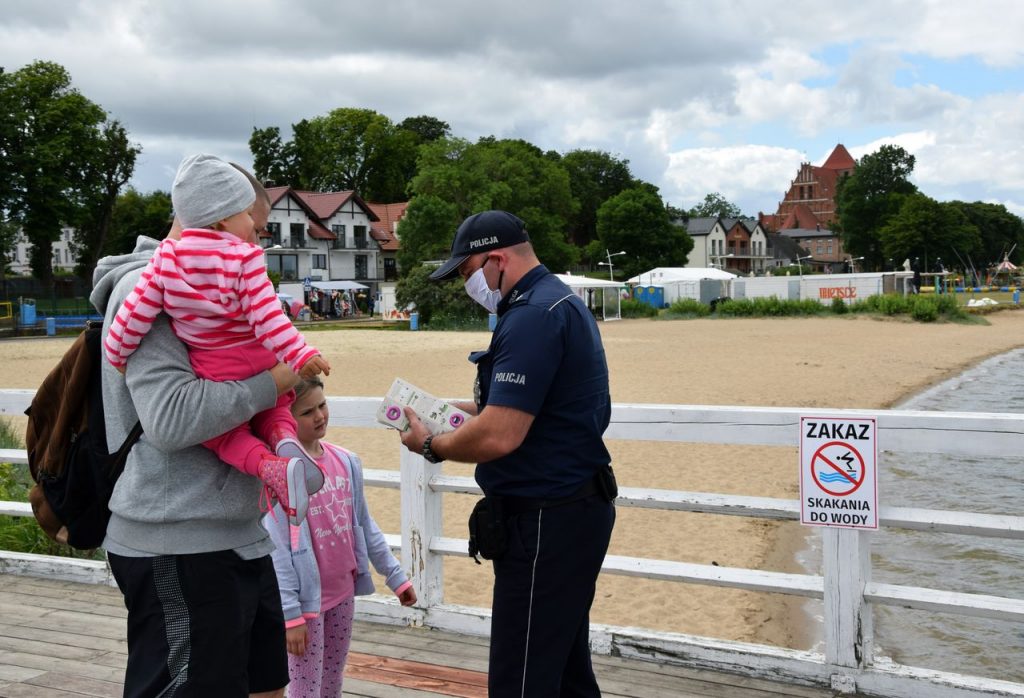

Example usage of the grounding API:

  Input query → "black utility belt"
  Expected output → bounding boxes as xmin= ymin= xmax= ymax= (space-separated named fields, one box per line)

xmin=467 ymin=466 xmax=617 ymax=563
xmin=501 ymin=477 xmax=600 ymax=515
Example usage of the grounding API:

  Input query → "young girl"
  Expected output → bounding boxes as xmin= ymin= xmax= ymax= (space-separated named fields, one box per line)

xmin=104 ymin=153 xmax=330 ymax=524
xmin=265 ymin=377 xmax=417 ymax=696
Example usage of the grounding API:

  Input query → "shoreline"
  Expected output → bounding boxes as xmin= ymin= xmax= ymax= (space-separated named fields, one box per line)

xmin=3 ymin=313 xmax=1024 ymax=646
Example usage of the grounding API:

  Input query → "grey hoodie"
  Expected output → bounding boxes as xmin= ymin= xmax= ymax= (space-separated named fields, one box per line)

xmin=91 ymin=236 xmax=279 ymax=556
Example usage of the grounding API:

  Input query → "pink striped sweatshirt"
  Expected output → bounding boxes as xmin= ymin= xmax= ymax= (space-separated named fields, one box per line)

xmin=104 ymin=229 xmax=319 ymax=372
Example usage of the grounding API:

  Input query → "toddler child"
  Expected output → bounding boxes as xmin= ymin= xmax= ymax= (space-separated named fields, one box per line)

xmin=265 ymin=377 xmax=416 ymax=696
xmin=104 ymin=153 xmax=330 ymax=524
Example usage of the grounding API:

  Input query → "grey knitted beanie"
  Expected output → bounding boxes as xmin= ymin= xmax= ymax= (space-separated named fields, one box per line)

xmin=171 ymin=153 xmax=256 ymax=229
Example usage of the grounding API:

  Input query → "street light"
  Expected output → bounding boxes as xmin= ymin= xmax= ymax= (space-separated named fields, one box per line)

xmin=796 ymin=255 xmax=813 ymax=280
xmin=713 ymin=252 xmax=735 ymax=270
xmin=597 ymin=249 xmax=626 ymax=281
xmin=849 ymin=256 xmax=864 ymax=273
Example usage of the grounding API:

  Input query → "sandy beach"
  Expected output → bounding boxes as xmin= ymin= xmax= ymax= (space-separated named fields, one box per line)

xmin=3 ymin=310 xmax=1024 ymax=649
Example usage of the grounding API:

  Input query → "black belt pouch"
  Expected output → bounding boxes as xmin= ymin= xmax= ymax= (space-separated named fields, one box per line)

xmin=468 ymin=496 xmax=508 ymax=562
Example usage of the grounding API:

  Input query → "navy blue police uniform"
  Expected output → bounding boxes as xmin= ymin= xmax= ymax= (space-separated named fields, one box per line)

xmin=472 ymin=263 xmax=616 ymax=697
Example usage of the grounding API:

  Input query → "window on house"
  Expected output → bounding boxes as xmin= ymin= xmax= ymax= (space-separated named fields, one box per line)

xmin=816 ymin=241 xmax=823 ymax=254
xmin=827 ymin=242 xmax=833 ymax=255
xmin=312 ymin=254 xmax=326 ymax=269
xmin=332 ymin=224 xmax=346 ymax=249
xmin=267 ymin=222 xmax=282 ymax=246
xmin=355 ymin=255 xmax=368 ymax=279
xmin=290 ymin=223 xmax=305 ymax=248
xmin=266 ymin=254 xmax=298 ymax=281
xmin=354 ymin=225 xmax=367 ymax=249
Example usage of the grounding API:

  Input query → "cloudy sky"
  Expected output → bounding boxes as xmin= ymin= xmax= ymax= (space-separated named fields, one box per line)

xmin=3 ymin=0 xmax=1023 ymax=217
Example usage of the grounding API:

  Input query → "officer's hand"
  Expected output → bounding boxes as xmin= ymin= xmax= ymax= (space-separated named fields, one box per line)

xmin=399 ymin=407 xmax=430 ymax=454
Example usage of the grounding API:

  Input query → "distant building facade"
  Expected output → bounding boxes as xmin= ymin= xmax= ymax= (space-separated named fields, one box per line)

xmin=680 ymin=216 xmax=772 ymax=274
xmin=759 ymin=144 xmax=857 ymax=272
xmin=9 ymin=228 xmax=78 ymax=275
xmin=260 ymin=186 xmax=406 ymax=296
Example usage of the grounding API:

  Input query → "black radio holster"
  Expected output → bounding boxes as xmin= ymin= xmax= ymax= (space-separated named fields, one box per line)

xmin=467 ymin=495 xmax=508 ymax=564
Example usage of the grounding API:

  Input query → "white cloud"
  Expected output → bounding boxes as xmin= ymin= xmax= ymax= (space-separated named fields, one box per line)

xmin=0 ymin=0 xmax=1021 ymax=218
xmin=663 ymin=145 xmax=806 ymax=214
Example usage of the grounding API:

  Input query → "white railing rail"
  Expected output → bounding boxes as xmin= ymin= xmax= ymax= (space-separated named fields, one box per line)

xmin=0 ymin=390 xmax=1021 ymax=698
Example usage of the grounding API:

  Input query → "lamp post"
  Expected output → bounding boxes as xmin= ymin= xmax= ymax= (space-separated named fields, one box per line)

xmin=796 ymin=255 xmax=813 ymax=280
xmin=597 ymin=249 xmax=626 ymax=281
xmin=849 ymin=256 xmax=864 ymax=273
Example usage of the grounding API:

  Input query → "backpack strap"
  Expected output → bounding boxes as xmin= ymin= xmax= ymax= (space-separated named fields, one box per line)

xmin=107 ymin=421 xmax=143 ymax=479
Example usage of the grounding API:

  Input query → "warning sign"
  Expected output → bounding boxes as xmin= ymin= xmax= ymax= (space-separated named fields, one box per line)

xmin=800 ymin=417 xmax=878 ymax=529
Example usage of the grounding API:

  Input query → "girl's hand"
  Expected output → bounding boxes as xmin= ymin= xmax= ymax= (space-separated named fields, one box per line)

xmin=299 ymin=355 xmax=331 ymax=378
xmin=286 ymin=624 xmax=309 ymax=656
xmin=398 ymin=586 xmax=417 ymax=607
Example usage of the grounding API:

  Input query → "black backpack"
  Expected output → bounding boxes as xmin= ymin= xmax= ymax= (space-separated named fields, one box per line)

xmin=25 ymin=320 xmax=142 ymax=550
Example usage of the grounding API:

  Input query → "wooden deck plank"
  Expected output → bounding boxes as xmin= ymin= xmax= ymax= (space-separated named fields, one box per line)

xmin=23 ymin=672 xmax=122 ymax=698
xmin=0 ymin=575 xmax=841 ymax=698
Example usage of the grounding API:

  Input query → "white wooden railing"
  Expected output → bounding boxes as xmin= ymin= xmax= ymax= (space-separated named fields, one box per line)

xmin=0 ymin=389 xmax=1022 ymax=698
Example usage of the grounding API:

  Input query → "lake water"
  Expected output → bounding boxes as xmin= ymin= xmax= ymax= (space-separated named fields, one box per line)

xmin=802 ymin=348 xmax=1024 ymax=683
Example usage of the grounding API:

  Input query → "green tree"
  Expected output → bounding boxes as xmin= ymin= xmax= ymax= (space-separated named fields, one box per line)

xmin=394 ymin=263 xmax=481 ymax=324
xmin=409 ymin=136 xmax=577 ymax=273
xmin=596 ymin=186 xmax=692 ymax=279
xmin=836 ymin=145 xmax=918 ymax=269
xmin=947 ymin=201 xmax=1024 ymax=268
xmin=287 ymin=108 xmax=416 ymax=201
xmin=878 ymin=193 xmax=981 ymax=272
xmin=104 ymin=189 xmax=172 ymax=257
xmin=249 ymin=126 xmax=295 ymax=186
xmin=394 ymin=195 xmax=461 ymax=276
xmin=687 ymin=192 xmax=743 ymax=218
xmin=398 ymin=115 xmax=451 ymax=144
xmin=71 ymin=120 xmax=140 ymax=280
xmin=560 ymin=149 xmax=634 ymax=251
xmin=0 ymin=61 xmax=107 ymax=282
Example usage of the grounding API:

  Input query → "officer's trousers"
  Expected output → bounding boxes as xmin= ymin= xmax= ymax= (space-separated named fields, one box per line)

xmin=488 ymin=494 xmax=615 ymax=698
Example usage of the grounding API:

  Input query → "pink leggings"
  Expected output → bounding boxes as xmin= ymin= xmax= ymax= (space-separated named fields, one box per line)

xmin=189 ymin=343 xmax=297 ymax=475
xmin=287 ymin=598 xmax=355 ymax=697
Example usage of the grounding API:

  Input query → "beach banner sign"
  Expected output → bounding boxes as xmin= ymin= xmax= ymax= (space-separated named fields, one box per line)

xmin=799 ymin=416 xmax=878 ymax=529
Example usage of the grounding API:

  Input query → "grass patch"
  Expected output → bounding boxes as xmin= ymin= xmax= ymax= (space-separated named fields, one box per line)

xmin=0 ymin=418 xmax=104 ymax=559
xmin=652 ymin=294 xmax=971 ymax=323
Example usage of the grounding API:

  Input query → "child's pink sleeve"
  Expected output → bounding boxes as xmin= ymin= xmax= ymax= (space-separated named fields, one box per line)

xmin=103 ymin=244 xmax=168 ymax=368
xmin=239 ymin=247 xmax=319 ymax=372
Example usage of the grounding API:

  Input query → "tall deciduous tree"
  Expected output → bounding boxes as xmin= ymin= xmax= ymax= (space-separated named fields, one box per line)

xmin=836 ymin=145 xmax=918 ymax=269
xmin=398 ymin=115 xmax=451 ymax=144
xmin=560 ymin=149 xmax=634 ymax=251
xmin=104 ymin=189 xmax=172 ymax=257
xmin=72 ymin=120 xmax=140 ymax=280
xmin=0 ymin=61 xmax=106 ymax=282
xmin=687 ymin=192 xmax=743 ymax=219
xmin=249 ymin=126 xmax=295 ymax=186
xmin=878 ymin=193 xmax=981 ymax=272
xmin=596 ymin=186 xmax=692 ymax=279
xmin=286 ymin=108 xmax=417 ymax=201
xmin=947 ymin=201 xmax=1024 ymax=269
xmin=407 ymin=136 xmax=577 ymax=273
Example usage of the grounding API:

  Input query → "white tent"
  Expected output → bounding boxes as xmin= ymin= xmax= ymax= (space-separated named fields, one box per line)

xmin=555 ymin=273 xmax=624 ymax=321
xmin=310 ymin=280 xmax=368 ymax=291
xmin=628 ymin=267 xmax=737 ymax=284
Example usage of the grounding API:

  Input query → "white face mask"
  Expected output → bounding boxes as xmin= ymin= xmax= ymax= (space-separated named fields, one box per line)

xmin=464 ymin=266 xmax=502 ymax=313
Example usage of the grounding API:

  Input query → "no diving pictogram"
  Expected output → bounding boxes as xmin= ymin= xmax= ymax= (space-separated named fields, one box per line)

xmin=810 ymin=441 xmax=865 ymax=496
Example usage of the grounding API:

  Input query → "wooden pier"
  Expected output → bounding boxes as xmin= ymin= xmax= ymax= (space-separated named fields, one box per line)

xmin=0 ymin=575 xmax=838 ymax=698
xmin=0 ymin=390 xmax=1021 ymax=697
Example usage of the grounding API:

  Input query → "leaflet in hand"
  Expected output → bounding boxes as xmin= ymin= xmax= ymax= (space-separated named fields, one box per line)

xmin=377 ymin=377 xmax=470 ymax=435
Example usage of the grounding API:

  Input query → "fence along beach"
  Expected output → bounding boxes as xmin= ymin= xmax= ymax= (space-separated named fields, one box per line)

xmin=1 ymin=312 xmax=1023 ymax=662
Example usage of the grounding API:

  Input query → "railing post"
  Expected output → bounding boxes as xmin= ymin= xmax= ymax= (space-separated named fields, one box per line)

xmin=823 ymin=527 xmax=874 ymax=690
xmin=400 ymin=447 xmax=444 ymax=609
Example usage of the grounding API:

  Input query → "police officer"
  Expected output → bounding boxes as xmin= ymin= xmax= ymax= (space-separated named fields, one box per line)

xmin=399 ymin=210 xmax=616 ymax=697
